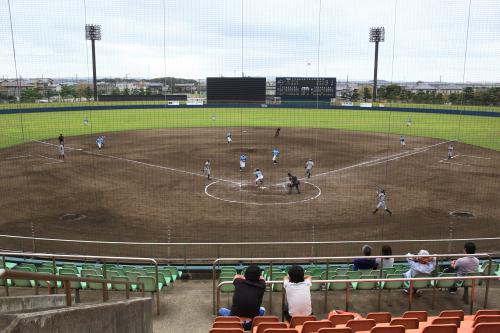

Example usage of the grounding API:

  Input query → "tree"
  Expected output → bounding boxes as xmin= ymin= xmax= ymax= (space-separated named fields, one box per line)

xmin=84 ymin=86 xmax=93 ymax=100
xmin=20 ymin=88 xmax=42 ymax=102
xmin=60 ymin=85 xmax=75 ymax=99
xmin=463 ymin=87 xmax=474 ymax=104
xmin=362 ymin=87 xmax=372 ymax=101
xmin=122 ymin=88 xmax=130 ymax=96
xmin=351 ymin=89 xmax=359 ymax=101
xmin=111 ymin=88 xmax=121 ymax=96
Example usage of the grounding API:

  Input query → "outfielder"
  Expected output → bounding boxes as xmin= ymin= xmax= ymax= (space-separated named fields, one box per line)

xmin=287 ymin=172 xmax=300 ymax=194
xmin=84 ymin=116 xmax=89 ymax=126
xmin=373 ymin=189 xmax=392 ymax=215
xmin=226 ymin=131 xmax=232 ymax=144
xmin=96 ymin=136 xmax=104 ymax=150
xmin=406 ymin=117 xmax=412 ymax=127
xmin=448 ymin=144 xmax=454 ymax=159
xmin=202 ymin=160 xmax=211 ymax=179
xmin=254 ymin=168 xmax=264 ymax=186
xmin=239 ymin=154 xmax=247 ymax=172
xmin=272 ymin=147 xmax=280 ymax=165
xmin=305 ymin=158 xmax=314 ymax=178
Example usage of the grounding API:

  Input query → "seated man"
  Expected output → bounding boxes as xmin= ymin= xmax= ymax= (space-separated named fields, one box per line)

xmin=353 ymin=245 xmax=378 ymax=271
xmin=218 ymin=264 xmax=266 ymax=330
xmin=283 ymin=265 xmax=312 ymax=322
xmin=445 ymin=242 xmax=479 ymax=297
xmin=404 ymin=249 xmax=436 ymax=295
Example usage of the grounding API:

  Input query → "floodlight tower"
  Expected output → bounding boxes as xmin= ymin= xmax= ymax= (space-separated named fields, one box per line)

xmin=85 ymin=24 xmax=101 ymax=102
xmin=369 ymin=27 xmax=385 ymax=102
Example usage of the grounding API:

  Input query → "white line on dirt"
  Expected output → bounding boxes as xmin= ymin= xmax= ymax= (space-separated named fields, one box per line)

xmin=32 ymin=140 xmax=83 ymax=151
xmin=438 ymin=160 xmax=471 ymax=167
xmin=37 ymin=154 xmax=63 ymax=163
xmin=204 ymin=181 xmax=322 ymax=205
xmin=459 ymin=154 xmax=491 ymax=160
xmin=40 ymin=161 xmax=64 ymax=165
xmin=4 ymin=155 xmax=32 ymax=160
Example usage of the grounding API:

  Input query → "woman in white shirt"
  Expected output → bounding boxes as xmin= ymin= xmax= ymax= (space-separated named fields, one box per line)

xmin=283 ymin=265 xmax=312 ymax=321
xmin=376 ymin=245 xmax=394 ymax=269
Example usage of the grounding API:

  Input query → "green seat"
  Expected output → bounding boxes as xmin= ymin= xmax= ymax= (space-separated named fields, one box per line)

xmin=219 ymin=272 xmax=236 ymax=279
xmin=321 ymin=270 xmax=337 ymax=280
xmin=219 ymin=276 xmax=235 ymax=293
xmin=270 ymin=272 xmax=287 ymax=292
xmin=87 ymin=274 xmax=106 ymax=290
xmin=432 ymin=273 xmax=456 ymax=289
xmin=309 ymin=275 xmax=322 ymax=291
xmin=404 ymin=275 xmax=431 ymax=290
xmin=347 ymin=271 xmax=363 ymax=282
xmin=37 ymin=266 xmax=55 ymax=274
xmin=36 ymin=267 xmax=57 ymax=288
xmin=354 ymin=275 xmax=378 ymax=290
xmin=112 ymin=276 xmax=132 ymax=291
xmin=159 ymin=269 xmax=173 ymax=285
xmin=12 ymin=266 xmax=35 ymax=287
xmin=383 ymin=267 xmax=396 ymax=275
xmin=145 ymin=271 xmax=165 ymax=289
xmin=220 ymin=267 xmax=237 ymax=274
xmin=370 ymin=270 xmax=386 ymax=278
xmin=59 ymin=272 xmax=84 ymax=289
xmin=138 ymin=276 xmax=157 ymax=293
xmin=59 ymin=267 xmax=78 ymax=275
xmin=162 ymin=266 xmax=181 ymax=281
xmin=382 ymin=274 xmax=404 ymax=290
xmin=19 ymin=263 xmax=36 ymax=271
xmin=335 ymin=268 xmax=349 ymax=275
xmin=81 ymin=268 xmax=98 ymax=277
xmin=329 ymin=275 xmax=349 ymax=291
xmin=82 ymin=264 xmax=102 ymax=274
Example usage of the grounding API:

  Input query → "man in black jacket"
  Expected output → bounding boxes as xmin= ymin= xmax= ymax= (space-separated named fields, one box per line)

xmin=218 ymin=264 xmax=266 ymax=330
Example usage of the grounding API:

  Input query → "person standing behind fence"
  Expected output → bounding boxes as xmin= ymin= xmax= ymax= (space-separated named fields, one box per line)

xmin=283 ymin=265 xmax=312 ymax=322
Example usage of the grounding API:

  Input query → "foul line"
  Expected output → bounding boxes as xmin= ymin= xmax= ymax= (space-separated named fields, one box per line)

xmin=439 ymin=160 xmax=471 ymax=167
xmin=204 ymin=181 xmax=322 ymax=205
xmin=32 ymin=139 xmax=83 ymax=151
xmin=4 ymin=155 xmax=32 ymax=160
xmin=460 ymin=154 xmax=491 ymax=160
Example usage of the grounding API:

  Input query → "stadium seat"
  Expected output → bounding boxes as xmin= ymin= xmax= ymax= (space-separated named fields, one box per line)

xmin=354 ymin=275 xmax=378 ymax=290
xmin=317 ymin=329 xmax=353 ymax=333
xmin=254 ymin=322 xmax=288 ymax=333
xmin=431 ymin=317 xmax=460 ymax=327
xmin=36 ymin=267 xmax=57 ymax=288
xmin=162 ymin=266 xmax=181 ymax=280
xmin=389 ymin=318 xmax=419 ymax=329
xmin=310 ymin=275 xmax=322 ymax=291
xmin=328 ymin=313 xmax=355 ymax=326
xmin=421 ymin=324 xmax=457 ymax=333
xmin=145 ymin=271 xmax=165 ymax=289
xmin=81 ymin=268 xmax=98 ymax=277
xmin=369 ymin=326 xmax=405 ymax=333
xmin=472 ymin=323 xmax=500 ymax=333
xmin=111 ymin=275 xmax=132 ymax=291
xmin=432 ymin=273 xmax=457 ymax=289
xmin=251 ymin=316 xmax=280 ymax=330
xmin=214 ymin=316 xmax=241 ymax=323
xmin=58 ymin=267 xmax=78 ymax=275
xmin=366 ymin=312 xmax=391 ymax=323
xmin=321 ymin=269 xmax=337 ymax=280
xmin=289 ymin=316 xmax=317 ymax=328
xmin=473 ymin=315 xmax=500 ymax=326
xmin=12 ymin=266 xmax=34 ymax=287
xmin=300 ymin=320 xmax=333 ymax=333
xmin=59 ymin=272 xmax=84 ymax=289
xmin=271 ymin=272 xmax=287 ymax=291
xmin=329 ymin=275 xmax=349 ymax=291
xmin=262 ymin=329 xmax=298 ymax=333
xmin=220 ymin=276 xmax=236 ymax=293
xmin=86 ymin=274 xmax=106 ymax=290
xmin=137 ymin=276 xmax=157 ymax=293
xmin=345 ymin=319 xmax=376 ymax=332
xmin=213 ymin=322 xmax=243 ymax=329
xmin=439 ymin=310 xmax=464 ymax=321
xmin=335 ymin=268 xmax=349 ymax=276
xmin=209 ymin=329 xmax=243 ymax=333
xmin=473 ymin=310 xmax=500 ymax=320
xmin=403 ymin=310 xmax=428 ymax=322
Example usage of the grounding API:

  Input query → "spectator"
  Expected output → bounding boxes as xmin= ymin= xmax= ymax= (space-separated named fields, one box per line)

xmin=283 ymin=265 xmax=312 ymax=321
xmin=218 ymin=264 xmax=266 ymax=330
xmin=445 ymin=242 xmax=479 ymax=295
xmin=404 ymin=249 xmax=436 ymax=295
xmin=353 ymin=245 xmax=378 ymax=271
xmin=376 ymin=245 xmax=394 ymax=269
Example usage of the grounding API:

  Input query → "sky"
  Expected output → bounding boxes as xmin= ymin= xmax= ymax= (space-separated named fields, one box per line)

xmin=0 ymin=0 xmax=499 ymax=82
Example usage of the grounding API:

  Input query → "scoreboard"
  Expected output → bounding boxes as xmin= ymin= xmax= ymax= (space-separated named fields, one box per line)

xmin=207 ymin=77 xmax=266 ymax=104
xmin=276 ymin=77 xmax=336 ymax=99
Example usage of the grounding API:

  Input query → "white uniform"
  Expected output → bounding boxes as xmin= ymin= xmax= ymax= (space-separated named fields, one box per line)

xmin=254 ymin=170 xmax=264 ymax=184
xmin=400 ymin=136 xmax=406 ymax=147
xmin=226 ymin=132 xmax=232 ymax=143
xmin=58 ymin=144 xmax=64 ymax=159
xmin=448 ymin=145 xmax=454 ymax=159
xmin=305 ymin=160 xmax=314 ymax=178
xmin=376 ymin=191 xmax=386 ymax=209
xmin=203 ymin=161 xmax=211 ymax=178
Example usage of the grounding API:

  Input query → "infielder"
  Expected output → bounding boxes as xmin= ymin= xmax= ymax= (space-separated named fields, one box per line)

xmin=58 ymin=144 xmax=65 ymax=160
xmin=96 ymin=136 xmax=104 ymax=150
xmin=202 ymin=160 xmax=211 ymax=179
xmin=305 ymin=158 xmax=314 ymax=178
xmin=287 ymin=172 xmax=300 ymax=194
xmin=254 ymin=168 xmax=264 ymax=186
xmin=448 ymin=144 xmax=454 ymax=160
xmin=58 ymin=134 xmax=64 ymax=146
xmin=275 ymin=128 xmax=281 ymax=138
xmin=400 ymin=135 xmax=406 ymax=148
xmin=272 ymin=147 xmax=280 ymax=165
xmin=373 ymin=189 xmax=392 ymax=215
xmin=226 ymin=131 xmax=232 ymax=144
xmin=239 ymin=154 xmax=247 ymax=172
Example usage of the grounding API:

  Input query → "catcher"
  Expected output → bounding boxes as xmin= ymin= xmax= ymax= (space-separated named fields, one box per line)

xmin=287 ymin=172 xmax=300 ymax=194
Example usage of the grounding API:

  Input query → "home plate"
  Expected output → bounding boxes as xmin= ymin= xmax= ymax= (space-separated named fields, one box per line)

xmin=259 ymin=186 xmax=268 ymax=190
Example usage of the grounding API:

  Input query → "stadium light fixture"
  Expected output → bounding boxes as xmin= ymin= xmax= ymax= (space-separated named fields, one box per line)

xmin=85 ymin=24 xmax=101 ymax=102
xmin=369 ymin=27 xmax=385 ymax=102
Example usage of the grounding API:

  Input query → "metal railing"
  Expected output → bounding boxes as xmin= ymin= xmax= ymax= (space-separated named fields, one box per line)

xmin=1 ymin=233 xmax=499 ymax=261
xmin=212 ymin=253 xmax=496 ymax=314
xmin=0 ymin=268 xmax=144 ymax=307
xmin=0 ymin=251 xmax=162 ymax=315
xmin=216 ymin=275 xmax=499 ymax=318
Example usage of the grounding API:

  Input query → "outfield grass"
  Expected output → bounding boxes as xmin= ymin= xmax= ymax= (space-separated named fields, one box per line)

xmin=1 ymin=107 xmax=499 ymax=150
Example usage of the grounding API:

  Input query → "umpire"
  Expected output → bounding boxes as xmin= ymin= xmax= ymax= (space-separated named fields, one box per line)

xmin=287 ymin=172 xmax=300 ymax=194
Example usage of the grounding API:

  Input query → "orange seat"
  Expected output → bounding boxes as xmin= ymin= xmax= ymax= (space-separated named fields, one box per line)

xmin=289 ymin=316 xmax=317 ymax=328
xmin=209 ymin=329 xmax=244 ymax=333
xmin=472 ymin=323 xmax=500 ymax=333
xmin=473 ymin=315 xmax=500 ymax=326
xmin=328 ymin=314 xmax=355 ymax=326
xmin=403 ymin=311 xmax=428 ymax=322
xmin=301 ymin=320 xmax=333 ymax=333
xmin=431 ymin=317 xmax=461 ymax=327
xmin=251 ymin=316 xmax=280 ymax=330
xmin=345 ymin=319 xmax=376 ymax=332
xmin=421 ymin=324 xmax=457 ymax=333
xmin=255 ymin=322 xmax=288 ymax=333
xmin=215 ymin=316 xmax=242 ymax=323
xmin=369 ymin=326 xmax=405 ymax=333
xmin=473 ymin=310 xmax=500 ymax=321
xmin=367 ymin=312 xmax=392 ymax=324
xmin=317 ymin=329 xmax=353 ymax=333
xmin=439 ymin=310 xmax=464 ymax=321
xmin=213 ymin=322 xmax=244 ymax=329
xmin=263 ymin=329 xmax=299 ymax=333
xmin=390 ymin=318 xmax=419 ymax=329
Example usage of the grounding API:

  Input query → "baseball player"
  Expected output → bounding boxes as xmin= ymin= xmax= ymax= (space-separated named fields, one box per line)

xmin=58 ymin=134 xmax=64 ymax=146
xmin=272 ymin=147 xmax=280 ymax=165
xmin=373 ymin=189 xmax=392 ymax=215
xmin=400 ymin=135 xmax=406 ymax=148
xmin=275 ymin=128 xmax=281 ymax=138
xmin=448 ymin=144 xmax=454 ymax=159
xmin=226 ymin=131 xmax=232 ymax=144
xmin=406 ymin=117 xmax=412 ymax=127
xmin=239 ymin=154 xmax=248 ymax=172
xmin=96 ymin=136 xmax=104 ymax=150
xmin=58 ymin=144 xmax=65 ymax=160
xmin=254 ymin=168 xmax=264 ymax=186
xmin=202 ymin=160 xmax=211 ymax=179
xmin=84 ymin=116 xmax=89 ymax=126
xmin=305 ymin=158 xmax=314 ymax=178
xmin=287 ymin=172 xmax=300 ymax=194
